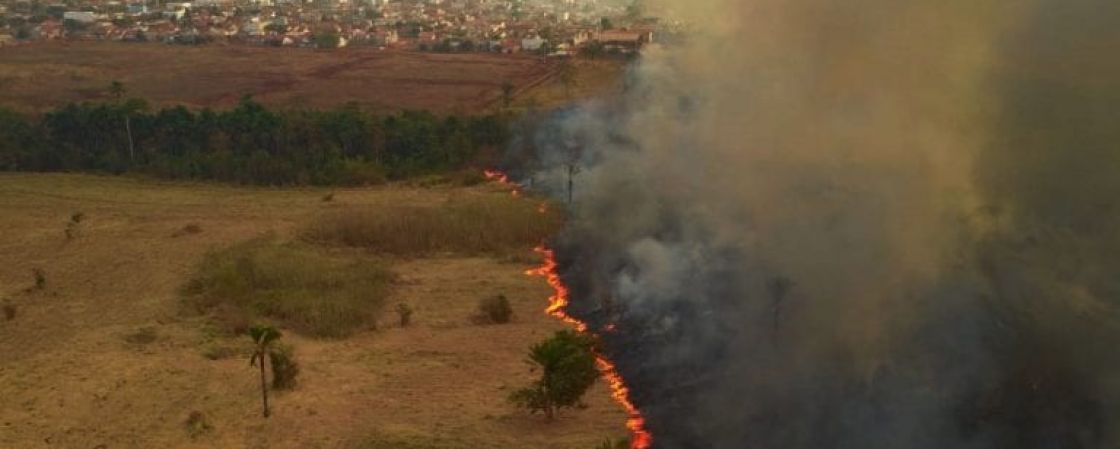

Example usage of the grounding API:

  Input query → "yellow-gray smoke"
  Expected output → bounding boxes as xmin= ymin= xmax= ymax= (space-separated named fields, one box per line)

xmin=517 ymin=1 xmax=1120 ymax=448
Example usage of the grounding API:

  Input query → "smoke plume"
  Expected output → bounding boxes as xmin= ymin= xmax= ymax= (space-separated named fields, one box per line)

xmin=511 ymin=0 xmax=1120 ymax=448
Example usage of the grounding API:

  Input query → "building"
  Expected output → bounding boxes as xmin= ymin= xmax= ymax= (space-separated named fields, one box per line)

xmin=596 ymin=29 xmax=652 ymax=53
xmin=521 ymin=35 xmax=545 ymax=51
xmin=63 ymin=11 xmax=97 ymax=23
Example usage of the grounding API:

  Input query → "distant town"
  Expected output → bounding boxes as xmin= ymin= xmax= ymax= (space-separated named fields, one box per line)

xmin=0 ymin=0 xmax=660 ymax=54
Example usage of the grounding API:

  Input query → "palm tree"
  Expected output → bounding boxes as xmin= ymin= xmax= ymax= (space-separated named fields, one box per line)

xmin=249 ymin=325 xmax=282 ymax=418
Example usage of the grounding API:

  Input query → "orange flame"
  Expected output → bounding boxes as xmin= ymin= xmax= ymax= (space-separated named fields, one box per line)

xmin=484 ymin=169 xmax=520 ymax=196
xmin=528 ymin=246 xmax=654 ymax=449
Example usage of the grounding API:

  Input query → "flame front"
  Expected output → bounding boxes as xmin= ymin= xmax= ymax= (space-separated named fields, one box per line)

xmin=487 ymin=169 xmax=652 ymax=448
xmin=528 ymin=246 xmax=654 ymax=449
xmin=484 ymin=169 xmax=520 ymax=196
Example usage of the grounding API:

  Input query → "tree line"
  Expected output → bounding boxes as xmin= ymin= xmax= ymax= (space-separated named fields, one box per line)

xmin=0 ymin=95 xmax=511 ymax=186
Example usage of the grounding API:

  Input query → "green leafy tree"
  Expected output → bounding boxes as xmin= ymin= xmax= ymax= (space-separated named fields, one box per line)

xmin=509 ymin=330 xmax=600 ymax=420
xmin=249 ymin=325 xmax=282 ymax=418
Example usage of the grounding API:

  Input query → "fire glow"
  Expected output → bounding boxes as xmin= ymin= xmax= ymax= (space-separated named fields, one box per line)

xmin=528 ymin=246 xmax=654 ymax=449
xmin=486 ymin=169 xmax=652 ymax=448
xmin=484 ymin=169 xmax=520 ymax=196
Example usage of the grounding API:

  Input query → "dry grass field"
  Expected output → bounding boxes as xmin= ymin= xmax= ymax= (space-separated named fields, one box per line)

xmin=0 ymin=173 xmax=627 ymax=449
xmin=0 ymin=42 xmax=627 ymax=114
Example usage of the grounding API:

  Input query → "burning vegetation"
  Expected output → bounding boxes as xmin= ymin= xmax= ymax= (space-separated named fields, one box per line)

xmin=529 ymin=246 xmax=653 ymax=449
xmin=497 ymin=0 xmax=1120 ymax=448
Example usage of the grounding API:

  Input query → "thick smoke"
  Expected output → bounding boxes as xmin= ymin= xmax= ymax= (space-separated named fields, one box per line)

xmin=512 ymin=0 xmax=1120 ymax=448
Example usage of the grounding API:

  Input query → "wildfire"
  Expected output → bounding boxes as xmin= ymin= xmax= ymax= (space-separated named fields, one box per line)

xmin=528 ymin=246 xmax=654 ymax=449
xmin=484 ymin=169 xmax=520 ymax=196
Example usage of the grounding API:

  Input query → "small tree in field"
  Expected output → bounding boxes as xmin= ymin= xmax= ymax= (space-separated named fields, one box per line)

xmin=509 ymin=330 xmax=599 ymax=420
xmin=249 ymin=325 xmax=282 ymax=418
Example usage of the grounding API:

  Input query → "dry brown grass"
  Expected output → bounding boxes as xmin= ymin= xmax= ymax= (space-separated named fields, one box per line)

xmin=515 ymin=58 xmax=630 ymax=112
xmin=0 ymin=42 xmax=570 ymax=114
xmin=0 ymin=174 xmax=627 ymax=449
xmin=304 ymin=193 xmax=563 ymax=256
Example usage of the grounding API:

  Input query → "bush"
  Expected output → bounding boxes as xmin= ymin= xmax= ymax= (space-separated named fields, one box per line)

xmin=174 ymin=223 xmax=203 ymax=237
xmin=269 ymin=343 xmax=300 ymax=390
xmin=124 ymin=326 xmax=158 ymax=345
xmin=31 ymin=268 xmax=45 ymax=291
xmin=201 ymin=343 xmax=241 ymax=360
xmin=477 ymin=295 xmax=513 ymax=324
xmin=509 ymin=330 xmax=600 ymax=419
xmin=185 ymin=411 xmax=213 ymax=439
xmin=303 ymin=194 xmax=563 ymax=256
xmin=395 ymin=303 xmax=413 ymax=327
xmin=182 ymin=239 xmax=394 ymax=338
xmin=65 ymin=212 xmax=84 ymax=240
xmin=3 ymin=303 xmax=15 ymax=321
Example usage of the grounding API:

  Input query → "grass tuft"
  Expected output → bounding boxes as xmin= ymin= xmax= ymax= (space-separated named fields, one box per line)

xmin=182 ymin=239 xmax=393 ymax=338
xmin=303 ymin=194 xmax=562 ymax=256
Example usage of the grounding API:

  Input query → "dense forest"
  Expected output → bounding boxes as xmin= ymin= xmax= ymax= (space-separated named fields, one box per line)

xmin=0 ymin=96 xmax=511 ymax=185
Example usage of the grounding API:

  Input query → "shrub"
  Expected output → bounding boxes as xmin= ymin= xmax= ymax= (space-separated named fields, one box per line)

xmin=182 ymin=239 xmax=393 ymax=338
xmin=395 ymin=303 xmax=413 ymax=327
xmin=449 ymin=169 xmax=488 ymax=186
xmin=31 ymin=268 xmax=45 ymax=291
xmin=201 ymin=343 xmax=240 ymax=361
xmin=3 ymin=303 xmax=15 ymax=321
xmin=477 ymin=295 xmax=513 ymax=324
xmin=185 ymin=411 xmax=213 ymax=439
xmin=65 ymin=212 xmax=84 ymax=240
xmin=509 ymin=330 xmax=600 ymax=420
xmin=269 ymin=343 xmax=300 ymax=391
xmin=322 ymin=192 xmax=335 ymax=203
xmin=303 ymin=194 xmax=562 ymax=256
xmin=124 ymin=326 xmax=158 ymax=345
xmin=174 ymin=223 xmax=203 ymax=237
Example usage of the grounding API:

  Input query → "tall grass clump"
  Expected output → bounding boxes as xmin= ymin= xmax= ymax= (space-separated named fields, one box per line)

xmin=303 ymin=194 xmax=563 ymax=255
xmin=182 ymin=239 xmax=393 ymax=338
